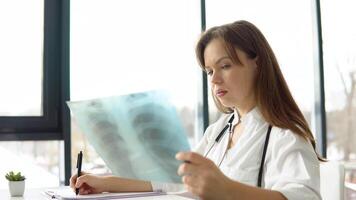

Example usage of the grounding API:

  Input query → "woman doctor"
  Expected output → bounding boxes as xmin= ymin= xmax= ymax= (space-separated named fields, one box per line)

xmin=70 ymin=20 xmax=322 ymax=200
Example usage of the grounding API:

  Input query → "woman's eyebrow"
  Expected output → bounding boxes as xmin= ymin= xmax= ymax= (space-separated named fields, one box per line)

xmin=215 ymin=56 xmax=230 ymax=65
xmin=205 ymin=56 xmax=230 ymax=68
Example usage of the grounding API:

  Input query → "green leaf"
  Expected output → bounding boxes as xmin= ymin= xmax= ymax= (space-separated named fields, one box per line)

xmin=5 ymin=171 xmax=25 ymax=181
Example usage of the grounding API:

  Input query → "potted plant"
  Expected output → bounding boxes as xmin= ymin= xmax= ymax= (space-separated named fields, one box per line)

xmin=5 ymin=171 xmax=26 ymax=197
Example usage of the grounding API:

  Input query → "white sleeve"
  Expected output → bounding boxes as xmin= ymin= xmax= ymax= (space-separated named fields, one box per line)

xmin=265 ymin=129 xmax=321 ymax=200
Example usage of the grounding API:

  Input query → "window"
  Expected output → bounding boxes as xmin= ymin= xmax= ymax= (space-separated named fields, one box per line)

xmin=0 ymin=0 xmax=65 ymax=139
xmin=70 ymin=0 xmax=201 ymax=173
xmin=0 ymin=0 xmax=69 ymax=188
xmin=0 ymin=0 xmax=43 ymax=117
xmin=321 ymin=0 xmax=356 ymax=193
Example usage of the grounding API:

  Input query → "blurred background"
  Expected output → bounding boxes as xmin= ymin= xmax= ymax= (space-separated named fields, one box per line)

xmin=0 ymin=0 xmax=355 ymax=198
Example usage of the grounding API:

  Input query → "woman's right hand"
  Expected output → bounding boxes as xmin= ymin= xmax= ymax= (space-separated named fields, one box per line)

xmin=70 ymin=172 xmax=107 ymax=195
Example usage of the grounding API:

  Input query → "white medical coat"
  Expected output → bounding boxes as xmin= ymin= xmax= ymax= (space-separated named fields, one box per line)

xmin=152 ymin=107 xmax=321 ymax=200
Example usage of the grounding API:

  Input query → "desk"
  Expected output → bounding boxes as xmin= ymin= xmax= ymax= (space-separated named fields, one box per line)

xmin=0 ymin=188 xmax=195 ymax=200
xmin=345 ymin=182 xmax=356 ymax=200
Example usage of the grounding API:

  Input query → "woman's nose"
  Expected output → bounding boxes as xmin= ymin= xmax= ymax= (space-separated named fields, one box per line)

xmin=211 ymin=72 xmax=223 ymax=84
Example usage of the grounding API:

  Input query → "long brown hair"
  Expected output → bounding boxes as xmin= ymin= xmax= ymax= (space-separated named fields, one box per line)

xmin=196 ymin=20 xmax=324 ymax=161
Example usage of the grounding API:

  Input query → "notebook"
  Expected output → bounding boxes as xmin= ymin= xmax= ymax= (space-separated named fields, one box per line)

xmin=43 ymin=187 xmax=165 ymax=200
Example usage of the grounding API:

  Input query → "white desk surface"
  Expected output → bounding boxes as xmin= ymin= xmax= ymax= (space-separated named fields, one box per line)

xmin=0 ymin=188 xmax=195 ymax=200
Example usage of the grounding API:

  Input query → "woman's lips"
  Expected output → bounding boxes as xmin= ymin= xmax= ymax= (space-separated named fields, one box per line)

xmin=216 ymin=90 xmax=228 ymax=97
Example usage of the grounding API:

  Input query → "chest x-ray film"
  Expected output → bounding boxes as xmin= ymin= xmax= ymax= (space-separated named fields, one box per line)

xmin=67 ymin=91 xmax=190 ymax=183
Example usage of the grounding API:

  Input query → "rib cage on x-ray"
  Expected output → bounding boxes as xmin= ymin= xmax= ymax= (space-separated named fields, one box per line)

xmin=129 ymin=103 xmax=184 ymax=182
xmin=67 ymin=91 xmax=191 ymax=183
xmin=86 ymin=101 xmax=137 ymax=178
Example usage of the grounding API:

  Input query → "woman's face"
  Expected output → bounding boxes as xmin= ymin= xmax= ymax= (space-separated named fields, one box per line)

xmin=204 ymin=39 xmax=258 ymax=109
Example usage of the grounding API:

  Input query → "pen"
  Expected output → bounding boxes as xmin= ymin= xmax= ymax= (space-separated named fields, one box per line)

xmin=75 ymin=151 xmax=83 ymax=195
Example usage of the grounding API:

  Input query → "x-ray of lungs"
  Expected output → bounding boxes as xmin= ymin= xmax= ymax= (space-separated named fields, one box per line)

xmin=67 ymin=90 xmax=190 ymax=183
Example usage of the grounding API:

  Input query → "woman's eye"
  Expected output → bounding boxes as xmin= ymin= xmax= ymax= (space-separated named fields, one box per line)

xmin=206 ymin=70 xmax=213 ymax=76
xmin=221 ymin=64 xmax=231 ymax=69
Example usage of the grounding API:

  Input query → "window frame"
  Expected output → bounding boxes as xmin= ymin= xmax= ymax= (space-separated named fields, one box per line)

xmin=0 ymin=0 xmax=71 ymax=184
xmin=0 ymin=0 xmax=70 ymax=142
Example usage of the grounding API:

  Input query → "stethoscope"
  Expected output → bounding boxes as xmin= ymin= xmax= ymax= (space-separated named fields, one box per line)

xmin=203 ymin=113 xmax=272 ymax=188
xmin=203 ymin=114 xmax=235 ymax=160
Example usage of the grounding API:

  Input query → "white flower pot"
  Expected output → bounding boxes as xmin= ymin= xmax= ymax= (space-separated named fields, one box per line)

xmin=8 ymin=181 xmax=25 ymax=197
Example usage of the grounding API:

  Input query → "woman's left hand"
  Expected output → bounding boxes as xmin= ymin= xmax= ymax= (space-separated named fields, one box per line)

xmin=176 ymin=152 xmax=233 ymax=200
